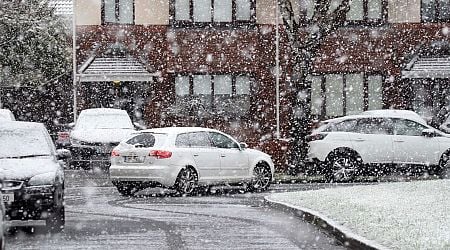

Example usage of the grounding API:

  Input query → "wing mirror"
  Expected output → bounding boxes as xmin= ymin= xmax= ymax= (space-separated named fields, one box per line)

xmin=421 ymin=129 xmax=436 ymax=137
xmin=239 ymin=143 xmax=248 ymax=150
xmin=56 ymin=149 xmax=72 ymax=160
xmin=133 ymin=122 xmax=147 ymax=130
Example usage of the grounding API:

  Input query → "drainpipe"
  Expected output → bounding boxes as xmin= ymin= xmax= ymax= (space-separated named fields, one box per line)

xmin=72 ymin=0 xmax=77 ymax=122
xmin=275 ymin=0 xmax=280 ymax=139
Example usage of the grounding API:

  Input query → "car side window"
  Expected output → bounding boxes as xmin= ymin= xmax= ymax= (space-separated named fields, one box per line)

xmin=126 ymin=134 xmax=156 ymax=147
xmin=175 ymin=133 xmax=191 ymax=147
xmin=323 ymin=119 xmax=358 ymax=132
xmin=209 ymin=132 xmax=239 ymax=149
xmin=189 ymin=132 xmax=212 ymax=148
xmin=356 ymin=118 xmax=393 ymax=135
xmin=394 ymin=119 xmax=427 ymax=136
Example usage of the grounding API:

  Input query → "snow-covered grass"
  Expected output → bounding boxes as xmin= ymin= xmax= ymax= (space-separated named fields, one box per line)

xmin=267 ymin=179 xmax=450 ymax=250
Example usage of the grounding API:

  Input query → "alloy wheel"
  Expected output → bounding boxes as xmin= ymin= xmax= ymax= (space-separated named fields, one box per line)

xmin=250 ymin=164 xmax=271 ymax=191
xmin=176 ymin=167 xmax=198 ymax=195
xmin=331 ymin=157 xmax=357 ymax=182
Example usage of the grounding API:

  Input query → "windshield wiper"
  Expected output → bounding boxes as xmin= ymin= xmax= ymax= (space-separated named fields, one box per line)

xmin=0 ymin=154 xmax=50 ymax=159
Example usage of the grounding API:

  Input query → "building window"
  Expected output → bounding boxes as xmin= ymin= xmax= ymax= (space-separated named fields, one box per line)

xmin=302 ymin=0 xmax=386 ymax=25
xmin=422 ymin=0 xmax=450 ymax=22
xmin=102 ymin=0 xmax=134 ymax=24
xmin=308 ymin=73 xmax=384 ymax=118
xmin=174 ymin=74 xmax=252 ymax=117
xmin=170 ymin=0 xmax=255 ymax=27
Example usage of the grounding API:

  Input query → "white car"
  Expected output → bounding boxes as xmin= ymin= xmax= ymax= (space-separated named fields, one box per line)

xmin=0 ymin=121 xmax=65 ymax=232
xmin=110 ymin=127 xmax=274 ymax=195
xmin=307 ymin=113 xmax=450 ymax=181
xmin=69 ymin=108 xmax=136 ymax=170
xmin=0 ymin=109 xmax=15 ymax=121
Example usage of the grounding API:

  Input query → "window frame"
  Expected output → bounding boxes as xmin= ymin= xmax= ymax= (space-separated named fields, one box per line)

xmin=173 ymin=73 xmax=253 ymax=117
xmin=301 ymin=0 xmax=388 ymax=26
xmin=169 ymin=0 xmax=256 ymax=28
xmin=309 ymin=72 xmax=385 ymax=119
xmin=421 ymin=0 xmax=450 ymax=22
xmin=101 ymin=0 xmax=135 ymax=25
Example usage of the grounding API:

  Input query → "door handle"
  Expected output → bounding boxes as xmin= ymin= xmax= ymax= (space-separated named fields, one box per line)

xmin=394 ymin=140 xmax=404 ymax=142
xmin=220 ymin=155 xmax=226 ymax=157
xmin=193 ymin=154 xmax=199 ymax=157
xmin=354 ymin=138 xmax=365 ymax=142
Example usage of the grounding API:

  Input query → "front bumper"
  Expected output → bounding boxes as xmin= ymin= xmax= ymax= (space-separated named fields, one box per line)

xmin=3 ymin=185 xmax=56 ymax=222
xmin=109 ymin=164 xmax=182 ymax=188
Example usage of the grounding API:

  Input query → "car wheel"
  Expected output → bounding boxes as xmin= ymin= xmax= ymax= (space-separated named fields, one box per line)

xmin=248 ymin=162 xmax=272 ymax=192
xmin=114 ymin=181 xmax=140 ymax=196
xmin=46 ymin=206 xmax=65 ymax=233
xmin=438 ymin=153 xmax=450 ymax=179
xmin=174 ymin=167 xmax=198 ymax=196
xmin=325 ymin=152 xmax=361 ymax=182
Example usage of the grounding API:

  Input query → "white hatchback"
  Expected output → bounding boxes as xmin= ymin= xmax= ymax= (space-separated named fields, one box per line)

xmin=110 ymin=127 xmax=274 ymax=195
xmin=307 ymin=112 xmax=450 ymax=181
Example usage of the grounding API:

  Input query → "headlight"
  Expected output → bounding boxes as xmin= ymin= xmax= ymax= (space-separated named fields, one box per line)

xmin=28 ymin=172 xmax=56 ymax=186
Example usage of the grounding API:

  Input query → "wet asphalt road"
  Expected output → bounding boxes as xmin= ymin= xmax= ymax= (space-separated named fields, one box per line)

xmin=6 ymin=170 xmax=350 ymax=250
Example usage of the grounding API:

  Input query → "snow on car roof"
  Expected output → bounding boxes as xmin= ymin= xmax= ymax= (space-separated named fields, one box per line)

xmin=0 ymin=120 xmax=45 ymax=130
xmin=79 ymin=108 xmax=128 ymax=115
xmin=141 ymin=127 xmax=220 ymax=134
xmin=0 ymin=109 xmax=15 ymax=120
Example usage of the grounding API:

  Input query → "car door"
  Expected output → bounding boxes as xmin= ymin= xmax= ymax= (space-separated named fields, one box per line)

xmin=349 ymin=118 xmax=394 ymax=164
xmin=392 ymin=118 xmax=441 ymax=165
xmin=175 ymin=132 xmax=221 ymax=181
xmin=208 ymin=131 xmax=249 ymax=179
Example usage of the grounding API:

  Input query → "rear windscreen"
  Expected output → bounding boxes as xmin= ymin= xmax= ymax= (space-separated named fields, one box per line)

xmin=125 ymin=133 xmax=166 ymax=147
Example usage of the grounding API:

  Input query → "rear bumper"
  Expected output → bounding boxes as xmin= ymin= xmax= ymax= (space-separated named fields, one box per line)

xmin=109 ymin=164 xmax=182 ymax=187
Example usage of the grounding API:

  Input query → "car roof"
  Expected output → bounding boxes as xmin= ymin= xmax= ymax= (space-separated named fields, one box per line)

xmin=322 ymin=110 xmax=427 ymax=126
xmin=79 ymin=108 xmax=128 ymax=115
xmin=0 ymin=120 xmax=46 ymax=130
xmin=140 ymin=127 xmax=220 ymax=134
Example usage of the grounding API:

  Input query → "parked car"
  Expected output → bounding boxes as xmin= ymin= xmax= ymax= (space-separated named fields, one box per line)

xmin=109 ymin=127 xmax=274 ymax=196
xmin=69 ymin=108 xmax=136 ymax=170
xmin=0 ymin=109 xmax=15 ymax=121
xmin=0 ymin=121 xmax=65 ymax=232
xmin=307 ymin=112 xmax=450 ymax=182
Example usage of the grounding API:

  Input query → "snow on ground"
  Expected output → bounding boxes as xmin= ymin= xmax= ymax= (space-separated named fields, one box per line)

xmin=267 ymin=179 xmax=450 ymax=250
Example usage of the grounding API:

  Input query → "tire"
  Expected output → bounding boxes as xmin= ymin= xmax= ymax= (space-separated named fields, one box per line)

xmin=438 ymin=153 xmax=450 ymax=179
xmin=46 ymin=206 xmax=65 ymax=233
xmin=114 ymin=181 xmax=140 ymax=196
xmin=325 ymin=151 xmax=361 ymax=183
xmin=174 ymin=167 xmax=198 ymax=196
xmin=248 ymin=162 xmax=272 ymax=192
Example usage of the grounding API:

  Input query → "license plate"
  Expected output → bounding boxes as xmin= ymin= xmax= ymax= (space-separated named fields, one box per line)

xmin=2 ymin=193 xmax=14 ymax=203
xmin=124 ymin=156 xmax=144 ymax=163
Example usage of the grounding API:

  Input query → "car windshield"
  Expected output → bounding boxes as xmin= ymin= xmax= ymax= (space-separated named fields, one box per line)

xmin=76 ymin=114 xmax=133 ymax=130
xmin=0 ymin=129 xmax=52 ymax=158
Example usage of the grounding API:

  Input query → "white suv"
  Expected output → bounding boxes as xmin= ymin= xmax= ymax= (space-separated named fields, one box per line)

xmin=307 ymin=113 xmax=450 ymax=181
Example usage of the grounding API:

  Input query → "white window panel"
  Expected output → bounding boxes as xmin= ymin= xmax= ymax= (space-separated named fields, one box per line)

xmin=235 ymin=76 xmax=251 ymax=95
xmin=368 ymin=75 xmax=383 ymax=110
xmin=193 ymin=75 xmax=211 ymax=95
xmin=347 ymin=0 xmax=363 ymax=20
xmin=175 ymin=76 xmax=190 ymax=96
xmin=367 ymin=0 xmax=382 ymax=19
xmin=119 ymin=0 xmax=133 ymax=24
xmin=236 ymin=0 xmax=251 ymax=20
xmin=214 ymin=75 xmax=232 ymax=95
xmin=308 ymin=75 xmax=323 ymax=115
xmin=193 ymin=0 xmax=212 ymax=22
xmin=175 ymin=0 xmax=190 ymax=21
xmin=345 ymin=73 xmax=364 ymax=115
xmin=214 ymin=0 xmax=232 ymax=22
xmin=325 ymin=74 xmax=344 ymax=116
xmin=104 ymin=0 xmax=116 ymax=22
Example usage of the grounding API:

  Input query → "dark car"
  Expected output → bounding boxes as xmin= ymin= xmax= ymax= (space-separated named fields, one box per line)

xmin=0 ymin=121 xmax=65 ymax=232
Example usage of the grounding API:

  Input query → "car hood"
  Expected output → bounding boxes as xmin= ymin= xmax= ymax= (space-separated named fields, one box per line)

xmin=71 ymin=129 xmax=135 ymax=144
xmin=0 ymin=157 xmax=59 ymax=181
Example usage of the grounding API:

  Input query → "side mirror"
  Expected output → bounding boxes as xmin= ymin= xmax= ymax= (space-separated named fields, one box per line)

xmin=422 ymin=129 xmax=436 ymax=137
xmin=239 ymin=143 xmax=248 ymax=150
xmin=56 ymin=149 xmax=72 ymax=160
xmin=133 ymin=122 xmax=147 ymax=130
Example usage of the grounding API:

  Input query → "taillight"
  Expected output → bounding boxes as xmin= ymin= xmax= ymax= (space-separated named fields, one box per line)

xmin=111 ymin=150 xmax=120 ymax=157
xmin=149 ymin=150 xmax=172 ymax=159
xmin=306 ymin=133 xmax=328 ymax=142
